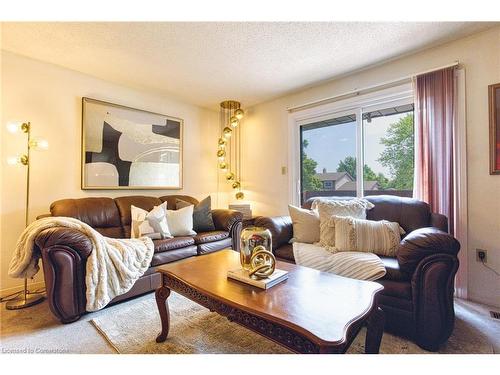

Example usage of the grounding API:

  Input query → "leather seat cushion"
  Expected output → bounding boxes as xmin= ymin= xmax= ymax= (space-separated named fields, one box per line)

xmin=197 ymin=238 xmax=232 ymax=255
xmin=153 ymin=237 xmax=195 ymax=253
xmin=380 ymin=256 xmax=410 ymax=281
xmin=193 ymin=231 xmax=229 ymax=244
xmin=274 ymin=244 xmax=295 ymax=262
xmin=151 ymin=246 xmax=198 ymax=266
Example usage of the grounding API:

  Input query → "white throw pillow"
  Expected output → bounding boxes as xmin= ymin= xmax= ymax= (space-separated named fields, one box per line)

xmin=288 ymin=204 xmax=320 ymax=244
xmin=166 ymin=205 xmax=197 ymax=236
xmin=328 ymin=215 xmax=405 ymax=257
xmin=131 ymin=202 xmax=172 ymax=239
xmin=313 ymin=198 xmax=374 ymax=248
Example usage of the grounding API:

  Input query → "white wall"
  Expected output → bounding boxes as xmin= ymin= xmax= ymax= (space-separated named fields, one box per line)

xmin=243 ymin=26 xmax=500 ymax=308
xmin=0 ymin=51 xmax=219 ymax=293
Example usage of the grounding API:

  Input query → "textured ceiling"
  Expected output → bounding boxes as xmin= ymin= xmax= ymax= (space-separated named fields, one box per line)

xmin=1 ymin=22 xmax=495 ymax=109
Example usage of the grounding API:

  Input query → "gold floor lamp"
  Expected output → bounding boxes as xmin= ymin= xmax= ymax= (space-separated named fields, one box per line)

xmin=5 ymin=121 xmax=48 ymax=309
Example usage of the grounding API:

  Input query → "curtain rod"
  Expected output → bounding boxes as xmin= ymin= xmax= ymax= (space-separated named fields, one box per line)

xmin=287 ymin=61 xmax=460 ymax=113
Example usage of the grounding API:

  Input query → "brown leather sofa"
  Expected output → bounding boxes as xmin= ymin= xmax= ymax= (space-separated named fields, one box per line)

xmin=35 ymin=195 xmax=243 ymax=324
xmin=254 ymin=195 xmax=460 ymax=352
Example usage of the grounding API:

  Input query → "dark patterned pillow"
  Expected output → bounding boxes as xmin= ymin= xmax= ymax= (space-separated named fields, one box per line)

xmin=176 ymin=196 xmax=215 ymax=232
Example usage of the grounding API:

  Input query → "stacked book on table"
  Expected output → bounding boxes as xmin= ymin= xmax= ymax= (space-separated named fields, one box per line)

xmin=228 ymin=204 xmax=252 ymax=220
xmin=227 ymin=268 xmax=288 ymax=289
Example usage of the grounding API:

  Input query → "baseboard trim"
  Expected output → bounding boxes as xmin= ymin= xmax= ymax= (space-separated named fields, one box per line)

xmin=0 ymin=281 xmax=45 ymax=298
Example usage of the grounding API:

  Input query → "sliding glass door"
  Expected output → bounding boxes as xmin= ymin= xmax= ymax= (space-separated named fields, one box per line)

xmin=300 ymin=113 xmax=357 ymax=203
xmin=296 ymin=96 xmax=414 ymax=204
xmin=362 ymin=104 xmax=414 ymax=197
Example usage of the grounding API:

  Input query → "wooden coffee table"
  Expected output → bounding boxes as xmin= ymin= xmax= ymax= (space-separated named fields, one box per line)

xmin=155 ymin=249 xmax=384 ymax=354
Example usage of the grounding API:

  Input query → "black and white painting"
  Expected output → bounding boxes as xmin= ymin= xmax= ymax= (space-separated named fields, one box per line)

xmin=82 ymin=98 xmax=183 ymax=189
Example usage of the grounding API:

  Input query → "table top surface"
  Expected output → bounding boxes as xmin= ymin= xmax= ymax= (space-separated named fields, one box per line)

xmin=157 ymin=249 xmax=383 ymax=345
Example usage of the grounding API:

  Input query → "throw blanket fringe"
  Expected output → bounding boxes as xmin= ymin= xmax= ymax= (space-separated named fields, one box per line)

xmin=8 ymin=217 xmax=154 ymax=311
xmin=293 ymin=242 xmax=386 ymax=281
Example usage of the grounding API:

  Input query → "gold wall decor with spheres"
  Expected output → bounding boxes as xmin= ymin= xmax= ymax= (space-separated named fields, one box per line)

xmin=217 ymin=100 xmax=244 ymax=200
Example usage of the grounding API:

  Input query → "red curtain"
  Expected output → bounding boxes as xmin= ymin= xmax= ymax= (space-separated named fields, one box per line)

xmin=413 ymin=67 xmax=457 ymax=234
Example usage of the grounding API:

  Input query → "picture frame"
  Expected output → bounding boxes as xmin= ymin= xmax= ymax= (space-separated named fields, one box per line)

xmin=489 ymin=83 xmax=500 ymax=175
xmin=81 ymin=97 xmax=183 ymax=189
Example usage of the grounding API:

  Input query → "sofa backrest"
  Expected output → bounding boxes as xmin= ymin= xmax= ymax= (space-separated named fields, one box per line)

xmin=50 ymin=195 xmax=200 ymax=238
xmin=50 ymin=197 xmax=124 ymax=238
xmin=159 ymin=195 xmax=199 ymax=210
xmin=303 ymin=195 xmax=443 ymax=234
xmin=114 ymin=196 xmax=163 ymax=238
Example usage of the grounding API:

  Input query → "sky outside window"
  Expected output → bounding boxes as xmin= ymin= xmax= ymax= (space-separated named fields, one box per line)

xmin=302 ymin=120 xmax=356 ymax=174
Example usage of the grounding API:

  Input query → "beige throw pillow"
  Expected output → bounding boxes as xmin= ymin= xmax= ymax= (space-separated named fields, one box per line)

xmin=314 ymin=198 xmax=374 ymax=247
xmin=166 ymin=205 xmax=197 ymax=237
xmin=288 ymin=205 xmax=320 ymax=244
xmin=131 ymin=202 xmax=172 ymax=239
xmin=328 ymin=215 xmax=404 ymax=257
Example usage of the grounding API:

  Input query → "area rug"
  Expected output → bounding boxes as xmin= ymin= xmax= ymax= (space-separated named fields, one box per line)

xmin=90 ymin=292 xmax=496 ymax=354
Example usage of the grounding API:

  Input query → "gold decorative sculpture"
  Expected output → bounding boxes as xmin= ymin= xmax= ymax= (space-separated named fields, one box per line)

xmin=248 ymin=246 xmax=276 ymax=279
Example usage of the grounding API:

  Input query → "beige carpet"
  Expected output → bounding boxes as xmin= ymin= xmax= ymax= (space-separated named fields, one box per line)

xmin=90 ymin=292 xmax=497 ymax=354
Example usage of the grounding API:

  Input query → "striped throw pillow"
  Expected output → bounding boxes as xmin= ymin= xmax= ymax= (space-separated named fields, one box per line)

xmin=328 ymin=215 xmax=405 ymax=257
xmin=313 ymin=198 xmax=374 ymax=248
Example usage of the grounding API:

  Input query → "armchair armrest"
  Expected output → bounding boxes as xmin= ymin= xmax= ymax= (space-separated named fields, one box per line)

xmin=36 ymin=227 xmax=93 ymax=323
xmin=35 ymin=227 xmax=93 ymax=259
xmin=397 ymin=227 xmax=460 ymax=274
xmin=211 ymin=209 xmax=243 ymax=252
xmin=211 ymin=209 xmax=243 ymax=232
xmin=411 ymin=253 xmax=459 ymax=350
xmin=253 ymin=216 xmax=293 ymax=250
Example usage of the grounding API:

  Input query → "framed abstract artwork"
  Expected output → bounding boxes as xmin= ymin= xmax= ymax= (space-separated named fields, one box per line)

xmin=489 ymin=83 xmax=500 ymax=175
xmin=81 ymin=97 xmax=183 ymax=189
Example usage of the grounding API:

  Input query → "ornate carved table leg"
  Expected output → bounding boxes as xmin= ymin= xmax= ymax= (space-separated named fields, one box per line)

xmin=365 ymin=307 xmax=384 ymax=354
xmin=155 ymin=285 xmax=171 ymax=343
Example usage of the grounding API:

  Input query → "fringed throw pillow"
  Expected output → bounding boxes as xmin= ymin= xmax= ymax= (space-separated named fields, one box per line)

xmin=313 ymin=198 xmax=374 ymax=248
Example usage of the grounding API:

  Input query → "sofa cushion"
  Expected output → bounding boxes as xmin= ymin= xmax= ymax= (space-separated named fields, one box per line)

xmin=159 ymin=195 xmax=199 ymax=210
xmin=193 ymin=231 xmax=229 ymax=244
xmin=303 ymin=195 xmax=433 ymax=234
xmin=274 ymin=244 xmax=295 ymax=263
xmin=288 ymin=204 xmax=320 ymax=244
xmin=177 ymin=196 xmax=215 ymax=232
xmin=151 ymin=246 xmax=198 ymax=266
xmin=314 ymin=199 xmax=374 ymax=248
xmin=365 ymin=196 xmax=431 ymax=234
xmin=328 ymin=215 xmax=403 ymax=256
xmin=153 ymin=237 xmax=195 ymax=253
xmin=197 ymin=238 xmax=232 ymax=255
xmin=254 ymin=216 xmax=292 ymax=250
xmin=131 ymin=202 xmax=171 ymax=239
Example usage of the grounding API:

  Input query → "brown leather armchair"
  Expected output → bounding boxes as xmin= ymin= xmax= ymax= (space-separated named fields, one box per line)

xmin=35 ymin=195 xmax=243 ymax=323
xmin=254 ymin=195 xmax=460 ymax=352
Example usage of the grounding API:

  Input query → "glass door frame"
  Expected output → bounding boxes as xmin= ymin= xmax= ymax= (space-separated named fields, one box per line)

xmin=288 ymin=83 xmax=413 ymax=206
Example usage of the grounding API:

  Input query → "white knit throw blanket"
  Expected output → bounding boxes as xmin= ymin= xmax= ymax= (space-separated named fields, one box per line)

xmin=293 ymin=242 xmax=386 ymax=281
xmin=8 ymin=216 xmax=154 ymax=311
